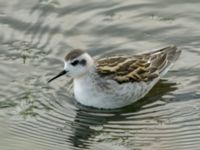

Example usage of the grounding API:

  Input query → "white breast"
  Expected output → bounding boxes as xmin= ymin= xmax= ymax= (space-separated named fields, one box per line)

xmin=73 ymin=74 xmax=158 ymax=109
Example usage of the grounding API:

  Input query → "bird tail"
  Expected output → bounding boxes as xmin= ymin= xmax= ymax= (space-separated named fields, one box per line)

xmin=147 ymin=46 xmax=181 ymax=76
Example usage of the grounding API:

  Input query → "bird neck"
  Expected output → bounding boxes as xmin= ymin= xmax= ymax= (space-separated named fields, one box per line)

xmin=74 ymin=64 xmax=96 ymax=80
xmin=73 ymin=70 xmax=97 ymax=93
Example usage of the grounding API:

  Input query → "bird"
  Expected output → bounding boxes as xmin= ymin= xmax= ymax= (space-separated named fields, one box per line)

xmin=48 ymin=46 xmax=181 ymax=109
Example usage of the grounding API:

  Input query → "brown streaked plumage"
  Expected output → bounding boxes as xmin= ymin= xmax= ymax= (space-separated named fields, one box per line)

xmin=64 ymin=49 xmax=84 ymax=61
xmin=96 ymin=46 xmax=181 ymax=83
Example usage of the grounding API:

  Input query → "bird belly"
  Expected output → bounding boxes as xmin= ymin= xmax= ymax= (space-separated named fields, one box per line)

xmin=73 ymin=77 xmax=158 ymax=109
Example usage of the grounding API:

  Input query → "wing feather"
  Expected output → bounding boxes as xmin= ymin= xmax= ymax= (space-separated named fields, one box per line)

xmin=96 ymin=46 xmax=181 ymax=84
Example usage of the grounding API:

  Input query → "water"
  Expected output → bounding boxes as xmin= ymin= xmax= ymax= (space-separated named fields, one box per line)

xmin=0 ymin=0 xmax=200 ymax=149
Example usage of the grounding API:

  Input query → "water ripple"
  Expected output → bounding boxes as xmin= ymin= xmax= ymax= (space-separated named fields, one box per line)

xmin=1 ymin=0 xmax=200 ymax=150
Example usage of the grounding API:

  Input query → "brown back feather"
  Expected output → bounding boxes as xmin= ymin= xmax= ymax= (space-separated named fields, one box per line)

xmin=96 ymin=46 xmax=181 ymax=83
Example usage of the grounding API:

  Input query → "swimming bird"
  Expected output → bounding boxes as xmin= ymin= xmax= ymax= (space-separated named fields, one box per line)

xmin=48 ymin=46 xmax=181 ymax=109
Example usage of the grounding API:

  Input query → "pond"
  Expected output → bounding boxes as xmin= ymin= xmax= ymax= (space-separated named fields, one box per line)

xmin=0 ymin=0 xmax=200 ymax=150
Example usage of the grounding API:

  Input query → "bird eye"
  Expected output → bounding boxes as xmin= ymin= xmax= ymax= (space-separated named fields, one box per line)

xmin=71 ymin=60 xmax=79 ymax=66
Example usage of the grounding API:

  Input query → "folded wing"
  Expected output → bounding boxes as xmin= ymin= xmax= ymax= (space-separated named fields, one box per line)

xmin=96 ymin=46 xmax=181 ymax=83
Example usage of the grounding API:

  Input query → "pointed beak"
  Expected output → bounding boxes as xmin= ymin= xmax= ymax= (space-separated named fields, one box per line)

xmin=48 ymin=70 xmax=67 ymax=83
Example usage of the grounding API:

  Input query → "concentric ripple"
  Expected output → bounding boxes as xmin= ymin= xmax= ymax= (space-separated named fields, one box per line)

xmin=0 ymin=0 xmax=200 ymax=150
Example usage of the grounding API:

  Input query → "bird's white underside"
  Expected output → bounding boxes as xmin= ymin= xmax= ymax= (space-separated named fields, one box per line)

xmin=73 ymin=73 xmax=159 ymax=109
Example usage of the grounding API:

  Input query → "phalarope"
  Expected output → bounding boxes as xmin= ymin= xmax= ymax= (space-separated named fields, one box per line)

xmin=48 ymin=46 xmax=181 ymax=109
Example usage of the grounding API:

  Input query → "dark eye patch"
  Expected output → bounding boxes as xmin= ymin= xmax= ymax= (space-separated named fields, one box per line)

xmin=71 ymin=60 xmax=79 ymax=66
xmin=80 ymin=59 xmax=86 ymax=66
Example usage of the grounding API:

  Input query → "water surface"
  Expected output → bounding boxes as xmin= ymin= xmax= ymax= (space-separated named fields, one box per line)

xmin=0 ymin=0 xmax=200 ymax=150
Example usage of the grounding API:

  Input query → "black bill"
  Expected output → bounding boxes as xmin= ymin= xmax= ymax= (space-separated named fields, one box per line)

xmin=48 ymin=70 xmax=67 ymax=83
